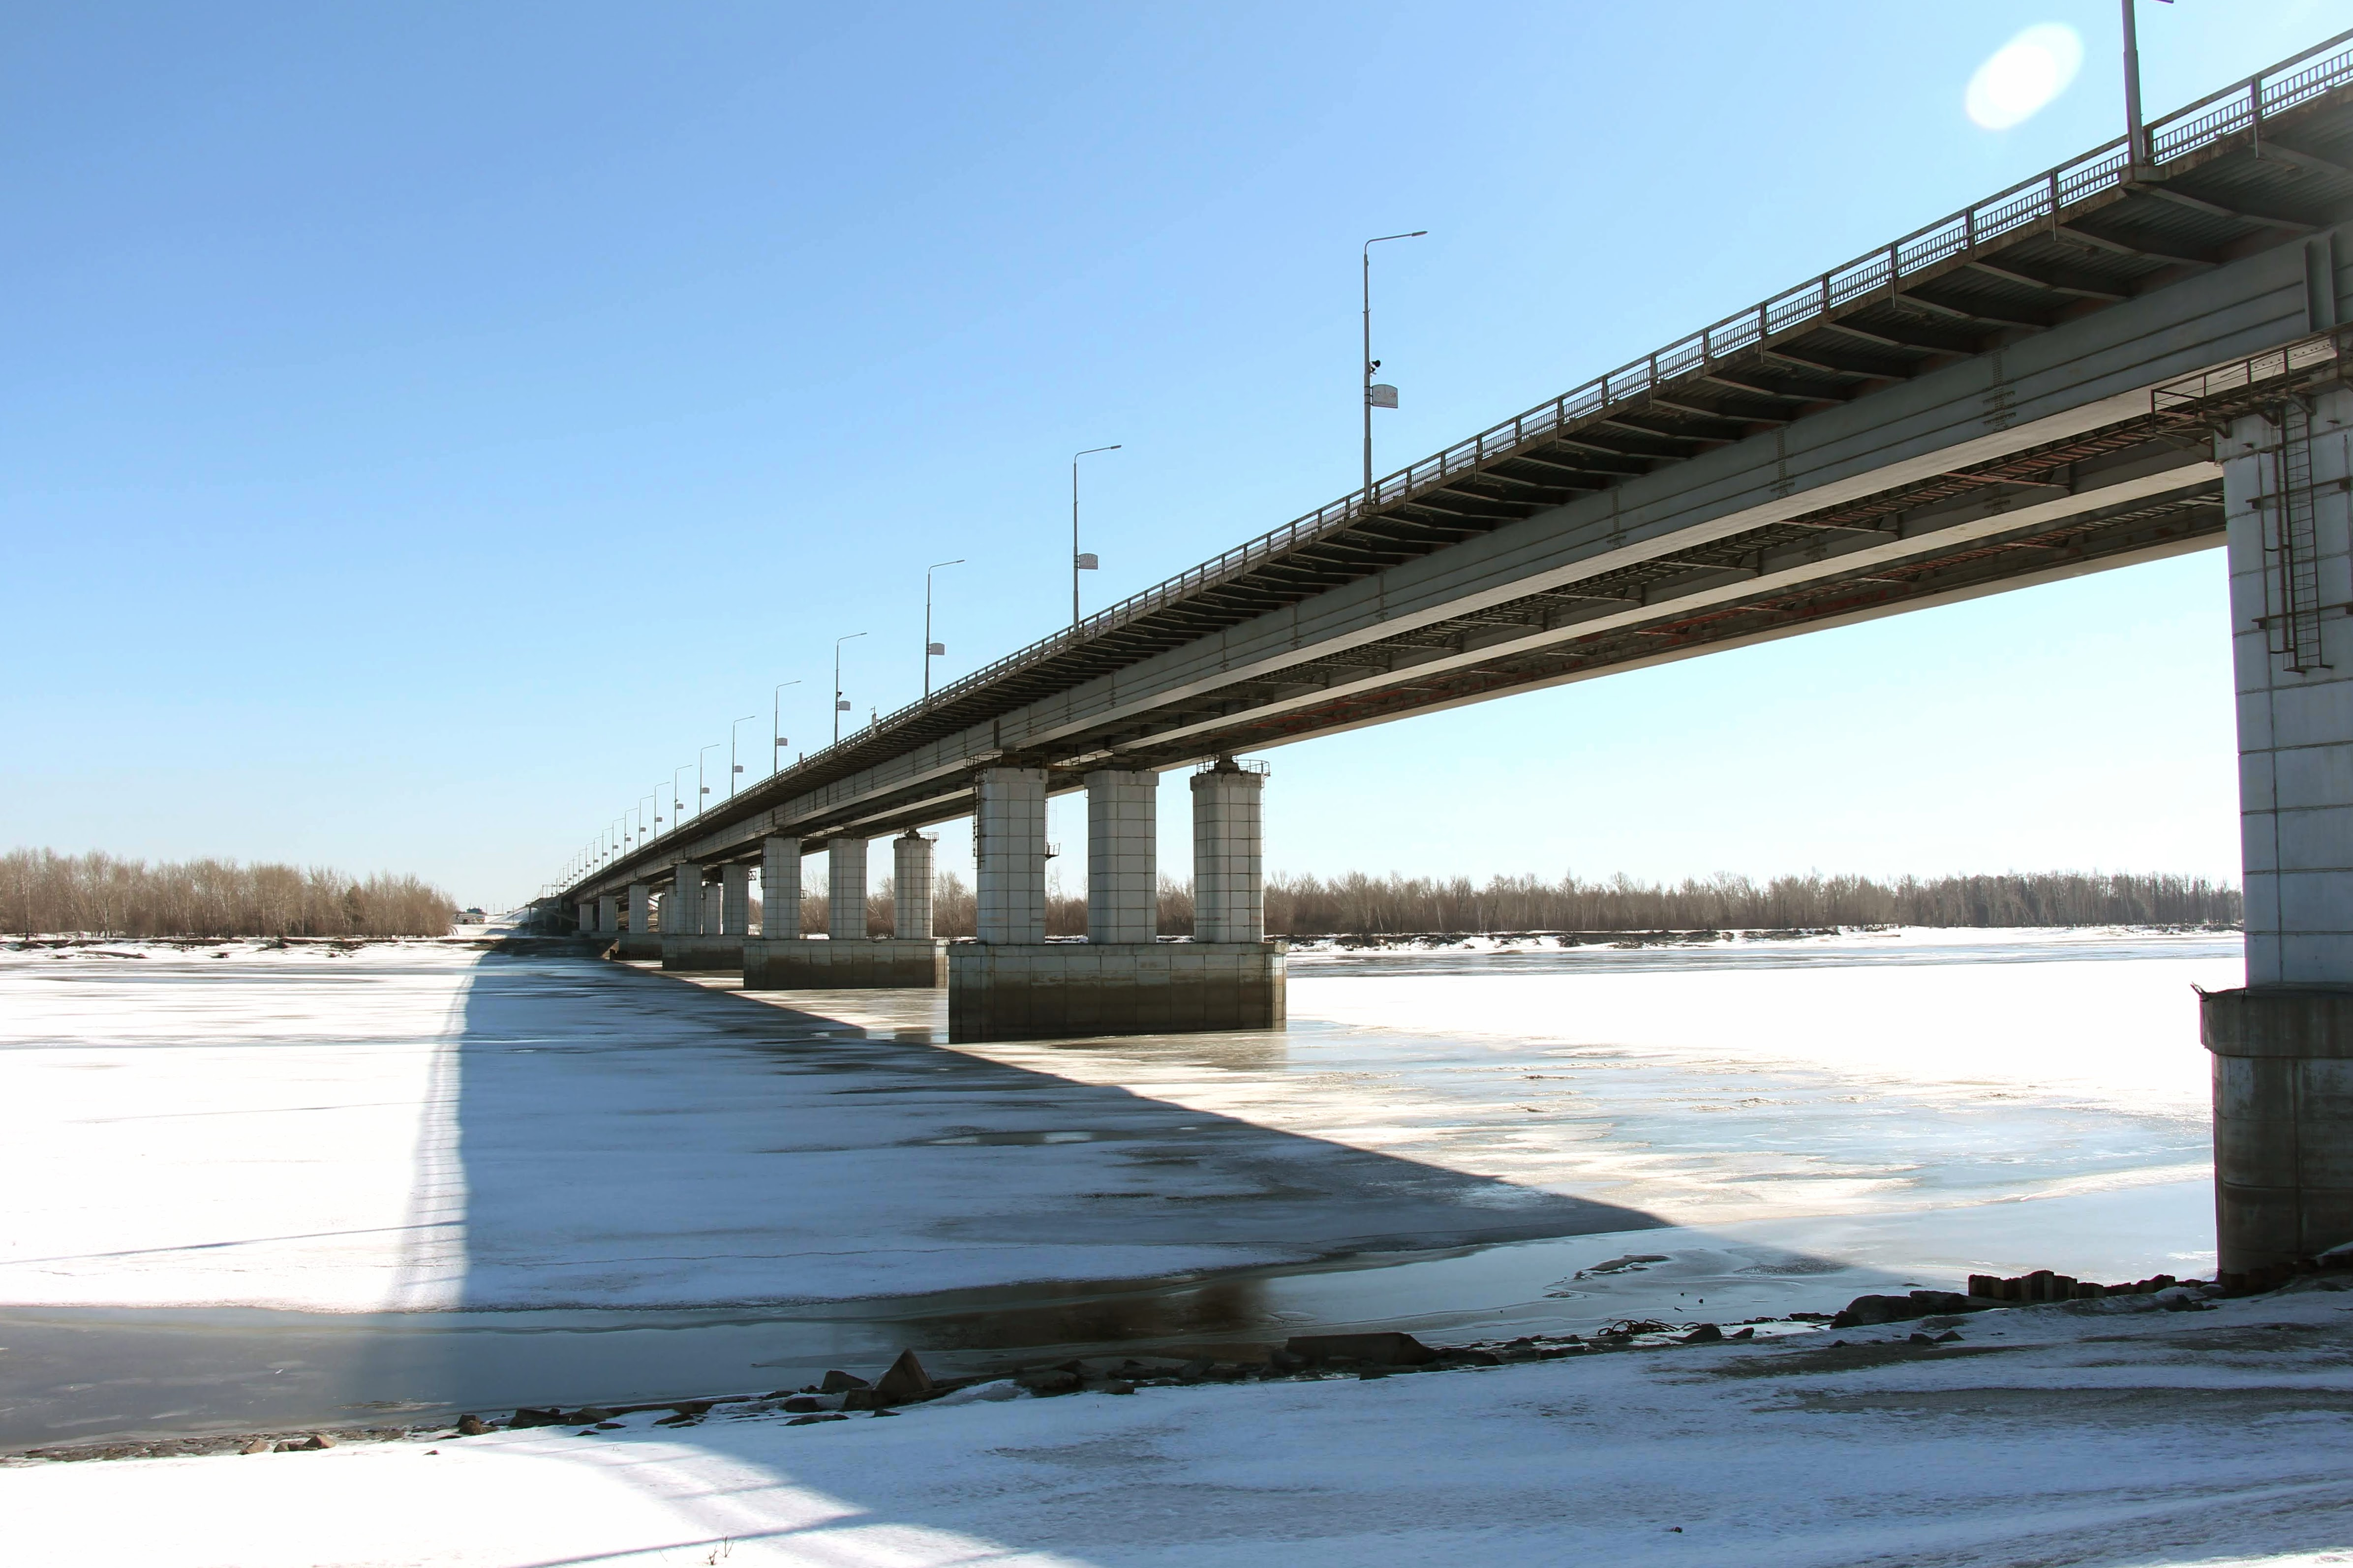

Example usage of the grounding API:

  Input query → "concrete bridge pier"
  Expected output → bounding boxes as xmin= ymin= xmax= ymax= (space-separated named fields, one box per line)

xmin=2203 ymin=385 xmax=2353 ymax=1287
xmin=619 ymin=882 xmax=659 ymax=958
xmin=949 ymin=758 xmax=1285 ymax=1042
xmin=744 ymin=831 xmax=947 ymax=990
xmin=663 ymin=860 xmax=741 ymax=971
xmin=596 ymin=894 xmax=619 ymax=937
xmin=575 ymin=899 xmax=594 ymax=935
xmin=760 ymin=837 xmax=801 ymax=937
xmin=893 ymin=830 xmax=935 ymax=938
xmin=722 ymin=864 xmax=752 ymax=935
xmin=827 ymin=837 xmax=867 ymax=942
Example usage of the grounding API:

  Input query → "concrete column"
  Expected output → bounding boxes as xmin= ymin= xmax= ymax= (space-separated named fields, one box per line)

xmin=2204 ymin=388 xmax=2353 ymax=1282
xmin=700 ymin=877 xmax=724 ymax=937
xmin=1191 ymin=758 xmax=1264 ymax=943
xmin=627 ymin=882 xmax=650 ymax=933
xmin=721 ymin=863 xmax=751 ymax=935
xmin=892 ymin=832 xmax=936 ymax=938
xmin=576 ymin=900 xmax=594 ymax=933
xmin=597 ymin=894 xmax=619 ymax=935
xmin=671 ymin=863 xmax=698 ymax=934
xmin=827 ymin=837 xmax=868 ymax=940
xmin=761 ymin=837 xmax=801 ymax=937
xmin=976 ymin=767 xmax=1048 ymax=944
xmin=1086 ymin=769 xmax=1157 ymax=943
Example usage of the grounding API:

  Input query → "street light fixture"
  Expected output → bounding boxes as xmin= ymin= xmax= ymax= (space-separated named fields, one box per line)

xmin=672 ymin=765 xmax=690 ymax=831
xmin=834 ymin=632 xmax=867 ymax=744
xmin=1072 ymin=447 xmax=1119 ymax=630
xmin=1362 ymin=230 xmax=1427 ymax=501
xmin=772 ymin=681 xmax=801 ymax=775
xmin=728 ymin=713 xmax=758 ymax=798
xmin=925 ymin=559 xmax=964 ymax=697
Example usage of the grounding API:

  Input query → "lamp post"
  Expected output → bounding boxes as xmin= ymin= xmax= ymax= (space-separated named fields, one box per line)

xmin=2122 ymin=0 xmax=2174 ymax=172
xmin=727 ymin=714 xmax=758 ymax=798
xmin=925 ymin=558 xmax=964 ymax=697
xmin=698 ymin=743 xmax=721 ymax=817
xmin=639 ymin=795 xmax=656 ymax=846
xmin=834 ymin=632 xmax=867 ymax=744
xmin=672 ymin=765 xmax=690 ymax=834
xmin=1072 ymin=447 xmax=1119 ymax=630
xmin=772 ymin=681 xmax=800 ymax=775
xmin=1362 ymin=230 xmax=1426 ymax=502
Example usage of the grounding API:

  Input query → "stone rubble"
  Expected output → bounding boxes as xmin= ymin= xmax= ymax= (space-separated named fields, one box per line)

xmin=17 ymin=1266 xmax=2350 ymax=1467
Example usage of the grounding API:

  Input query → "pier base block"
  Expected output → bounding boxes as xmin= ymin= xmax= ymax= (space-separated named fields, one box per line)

xmin=743 ymin=937 xmax=948 ymax=990
xmin=661 ymin=934 xmax=745 ymax=971
xmin=2201 ymin=986 xmax=2353 ymax=1285
xmin=615 ymin=932 xmax=662 ymax=960
xmin=948 ymin=941 xmax=1285 ymax=1042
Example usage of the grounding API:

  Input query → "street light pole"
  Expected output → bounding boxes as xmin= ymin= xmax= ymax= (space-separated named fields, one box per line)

xmin=834 ymin=632 xmax=867 ymax=744
xmin=925 ymin=558 xmax=964 ymax=697
xmin=1362 ymin=230 xmax=1426 ymax=502
xmin=728 ymin=714 xmax=757 ymax=798
xmin=2121 ymin=0 xmax=2172 ymax=171
xmin=772 ymin=681 xmax=800 ymax=775
xmin=698 ymin=744 xmax=721 ymax=817
xmin=672 ymin=766 xmax=690 ymax=835
xmin=1072 ymin=446 xmax=1119 ymax=630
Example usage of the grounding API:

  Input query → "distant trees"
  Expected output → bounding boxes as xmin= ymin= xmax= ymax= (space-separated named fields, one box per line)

xmin=1257 ymin=870 xmax=2240 ymax=935
xmin=1 ymin=849 xmax=457 ymax=939
xmin=745 ymin=864 xmax=2236 ymax=940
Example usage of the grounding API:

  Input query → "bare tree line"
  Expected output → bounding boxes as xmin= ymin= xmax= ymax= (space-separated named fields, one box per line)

xmin=1257 ymin=870 xmax=2239 ymax=935
xmin=750 ymin=867 xmax=2235 ymax=938
xmin=3 ymin=849 xmax=457 ymax=939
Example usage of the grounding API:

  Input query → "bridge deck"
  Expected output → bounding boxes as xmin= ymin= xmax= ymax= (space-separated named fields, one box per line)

xmin=573 ymin=33 xmax=2353 ymax=898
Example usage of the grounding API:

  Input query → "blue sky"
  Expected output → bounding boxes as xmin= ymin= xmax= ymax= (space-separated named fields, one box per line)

xmin=6 ymin=2 xmax=2345 ymax=908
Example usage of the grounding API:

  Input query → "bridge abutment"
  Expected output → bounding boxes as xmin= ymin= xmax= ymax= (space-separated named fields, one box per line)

xmin=2205 ymin=387 xmax=2353 ymax=1284
xmin=744 ymin=833 xmax=949 ymax=991
xmin=664 ymin=862 xmax=741 ymax=970
xmin=950 ymin=758 xmax=1284 ymax=1042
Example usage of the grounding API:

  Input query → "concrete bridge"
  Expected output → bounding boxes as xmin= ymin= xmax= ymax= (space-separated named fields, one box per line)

xmin=560 ymin=34 xmax=2353 ymax=1288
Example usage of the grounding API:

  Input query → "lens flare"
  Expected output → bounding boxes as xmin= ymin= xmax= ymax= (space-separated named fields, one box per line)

xmin=1965 ymin=23 xmax=2085 ymax=130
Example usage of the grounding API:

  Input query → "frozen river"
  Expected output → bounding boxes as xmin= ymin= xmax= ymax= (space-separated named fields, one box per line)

xmin=0 ymin=928 xmax=2238 ymax=1447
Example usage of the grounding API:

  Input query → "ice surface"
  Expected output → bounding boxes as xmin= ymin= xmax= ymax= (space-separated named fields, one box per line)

xmin=0 ymin=931 xmax=2234 ymax=1317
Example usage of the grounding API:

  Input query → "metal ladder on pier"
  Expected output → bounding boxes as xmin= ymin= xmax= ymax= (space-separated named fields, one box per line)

xmin=2267 ymin=398 xmax=2331 ymax=674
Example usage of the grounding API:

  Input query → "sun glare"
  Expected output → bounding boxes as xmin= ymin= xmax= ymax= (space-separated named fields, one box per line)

xmin=1965 ymin=23 xmax=2085 ymax=130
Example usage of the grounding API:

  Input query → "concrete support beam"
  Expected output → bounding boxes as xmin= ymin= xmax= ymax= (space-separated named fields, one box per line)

xmin=576 ymin=900 xmax=594 ymax=934
xmin=627 ymin=883 xmax=650 ymax=933
xmin=761 ymin=837 xmax=801 ymax=938
xmin=722 ymin=863 xmax=751 ymax=936
xmin=827 ymin=837 xmax=868 ymax=940
xmin=893 ymin=831 xmax=935 ymax=939
xmin=1086 ymin=769 xmax=1157 ymax=944
xmin=1191 ymin=759 xmax=1265 ymax=944
xmin=597 ymin=895 xmax=619 ymax=935
xmin=671 ymin=864 xmax=698 ymax=934
xmin=976 ymin=767 xmax=1048 ymax=944
xmin=700 ymin=876 xmax=723 ymax=937
xmin=2204 ymin=386 xmax=2353 ymax=1283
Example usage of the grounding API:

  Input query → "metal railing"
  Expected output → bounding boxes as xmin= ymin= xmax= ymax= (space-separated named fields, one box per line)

xmin=587 ymin=30 xmax=2353 ymax=890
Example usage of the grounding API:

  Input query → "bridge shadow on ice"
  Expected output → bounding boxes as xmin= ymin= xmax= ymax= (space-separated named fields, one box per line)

xmin=405 ymin=949 xmax=1669 ymax=1338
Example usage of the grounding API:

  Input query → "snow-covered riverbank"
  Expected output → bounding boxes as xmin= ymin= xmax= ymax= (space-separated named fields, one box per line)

xmin=7 ymin=1281 xmax=2348 ymax=1567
